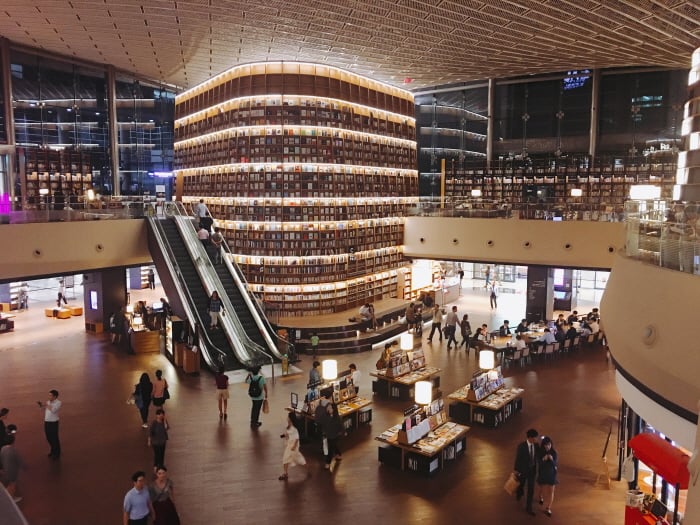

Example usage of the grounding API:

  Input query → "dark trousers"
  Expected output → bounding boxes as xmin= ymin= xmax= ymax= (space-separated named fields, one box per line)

xmin=325 ymin=436 xmax=341 ymax=464
xmin=517 ymin=468 xmax=537 ymax=511
xmin=490 ymin=294 xmax=497 ymax=308
xmin=138 ymin=401 xmax=151 ymax=424
xmin=128 ymin=517 xmax=149 ymax=525
xmin=251 ymin=399 xmax=264 ymax=424
xmin=446 ymin=326 xmax=458 ymax=348
xmin=428 ymin=322 xmax=442 ymax=341
xmin=152 ymin=443 xmax=166 ymax=468
xmin=44 ymin=420 xmax=60 ymax=458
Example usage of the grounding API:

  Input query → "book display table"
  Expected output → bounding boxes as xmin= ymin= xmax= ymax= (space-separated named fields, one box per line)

xmin=370 ymin=349 xmax=441 ymax=400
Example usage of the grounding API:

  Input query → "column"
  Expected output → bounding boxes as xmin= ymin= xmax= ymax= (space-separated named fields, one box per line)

xmin=106 ymin=65 xmax=120 ymax=196
xmin=82 ymin=268 xmax=127 ymax=333
xmin=588 ymin=69 xmax=601 ymax=164
xmin=525 ymin=266 xmax=554 ymax=323
xmin=486 ymin=78 xmax=495 ymax=169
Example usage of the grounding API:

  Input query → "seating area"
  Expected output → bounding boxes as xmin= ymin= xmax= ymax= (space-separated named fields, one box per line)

xmin=503 ymin=332 xmax=606 ymax=368
xmin=43 ymin=305 xmax=83 ymax=319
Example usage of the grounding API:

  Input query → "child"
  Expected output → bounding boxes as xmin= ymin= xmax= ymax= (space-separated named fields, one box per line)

xmin=279 ymin=413 xmax=308 ymax=481
xmin=310 ymin=333 xmax=320 ymax=356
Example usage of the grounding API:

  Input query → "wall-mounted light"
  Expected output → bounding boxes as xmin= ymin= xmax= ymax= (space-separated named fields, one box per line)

xmin=479 ymin=350 xmax=495 ymax=370
xmin=415 ymin=381 xmax=433 ymax=405
xmin=39 ymin=188 xmax=50 ymax=195
xmin=322 ymin=359 xmax=338 ymax=381
xmin=570 ymin=188 xmax=583 ymax=197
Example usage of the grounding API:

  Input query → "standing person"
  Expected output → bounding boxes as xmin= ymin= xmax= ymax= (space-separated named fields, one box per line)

xmin=207 ymin=291 xmax=224 ymax=330
xmin=279 ymin=412 xmax=309 ymax=481
xmin=310 ymin=333 xmax=320 ymax=357
xmin=149 ymin=466 xmax=180 ymax=525
xmin=0 ymin=428 xmax=22 ymax=503
xmin=214 ymin=365 xmax=229 ymax=421
xmin=426 ymin=304 xmax=443 ymax=343
xmin=489 ymin=282 xmax=498 ymax=309
xmin=348 ymin=363 xmax=361 ymax=395
xmin=123 ymin=471 xmax=155 ymax=525
xmin=484 ymin=265 xmax=491 ymax=288
xmin=459 ymin=314 xmax=472 ymax=349
xmin=148 ymin=409 xmax=169 ymax=470
xmin=309 ymin=360 xmax=322 ymax=386
xmin=147 ymin=268 xmax=155 ymax=290
xmin=57 ymin=292 xmax=68 ymax=307
xmin=194 ymin=198 xmax=209 ymax=230
xmin=245 ymin=366 xmax=268 ymax=428
xmin=537 ymin=436 xmax=558 ymax=517
xmin=458 ymin=268 xmax=464 ymax=292
xmin=0 ymin=407 xmax=9 ymax=446
xmin=210 ymin=227 xmax=224 ymax=264
xmin=404 ymin=302 xmax=416 ymax=333
xmin=134 ymin=373 xmax=153 ymax=429
xmin=39 ymin=389 xmax=61 ymax=459
xmin=444 ymin=305 xmax=459 ymax=350
xmin=513 ymin=428 xmax=540 ymax=516
xmin=152 ymin=370 xmax=169 ymax=408
xmin=197 ymin=226 xmax=210 ymax=249
xmin=314 ymin=392 xmax=343 ymax=469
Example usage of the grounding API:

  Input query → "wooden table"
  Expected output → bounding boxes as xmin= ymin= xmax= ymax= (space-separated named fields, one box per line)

xmin=376 ymin=421 xmax=470 ymax=476
xmin=370 ymin=366 xmax=441 ymax=400
xmin=448 ymin=385 xmax=524 ymax=427
xmin=129 ymin=329 xmax=161 ymax=353
xmin=290 ymin=396 xmax=373 ymax=438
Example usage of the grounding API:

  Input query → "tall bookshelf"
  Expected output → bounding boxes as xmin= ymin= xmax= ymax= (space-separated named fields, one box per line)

xmin=174 ymin=62 xmax=419 ymax=316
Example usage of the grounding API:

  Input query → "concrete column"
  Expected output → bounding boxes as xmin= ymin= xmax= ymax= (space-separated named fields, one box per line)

xmin=106 ymin=66 xmax=120 ymax=196
xmin=525 ymin=266 xmax=554 ymax=323
xmin=588 ymin=69 xmax=601 ymax=163
xmin=82 ymin=268 xmax=127 ymax=333
xmin=1 ymin=38 xmax=15 ymax=147
xmin=486 ymin=78 xmax=495 ymax=168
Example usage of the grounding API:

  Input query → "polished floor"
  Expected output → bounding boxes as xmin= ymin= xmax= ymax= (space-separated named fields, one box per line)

xmin=0 ymin=280 xmax=627 ymax=525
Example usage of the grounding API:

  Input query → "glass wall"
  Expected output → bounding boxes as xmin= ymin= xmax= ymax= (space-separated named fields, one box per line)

xmin=0 ymin=53 xmax=6 ymax=145
xmin=5 ymin=48 xmax=175 ymax=208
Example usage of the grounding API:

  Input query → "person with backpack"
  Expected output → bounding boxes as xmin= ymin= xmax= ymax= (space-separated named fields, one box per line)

xmin=245 ymin=365 xmax=267 ymax=428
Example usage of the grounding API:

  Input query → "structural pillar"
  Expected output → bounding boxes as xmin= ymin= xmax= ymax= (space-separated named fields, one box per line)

xmin=486 ymin=78 xmax=495 ymax=169
xmin=588 ymin=69 xmax=601 ymax=164
xmin=106 ymin=65 xmax=120 ymax=196
xmin=82 ymin=268 xmax=127 ymax=333
xmin=525 ymin=266 xmax=554 ymax=323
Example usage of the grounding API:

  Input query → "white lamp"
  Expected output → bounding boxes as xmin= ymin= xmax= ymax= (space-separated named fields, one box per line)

xmin=570 ymin=188 xmax=583 ymax=197
xmin=400 ymin=333 xmax=413 ymax=351
xmin=322 ymin=359 xmax=337 ymax=381
xmin=125 ymin=304 xmax=134 ymax=314
xmin=471 ymin=189 xmax=482 ymax=197
xmin=39 ymin=188 xmax=50 ymax=195
xmin=629 ymin=184 xmax=661 ymax=200
xmin=479 ymin=349 xmax=495 ymax=370
xmin=86 ymin=188 xmax=96 ymax=201
xmin=415 ymin=380 xmax=433 ymax=405
xmin=132 ymin=315 xmax=143 ymax=328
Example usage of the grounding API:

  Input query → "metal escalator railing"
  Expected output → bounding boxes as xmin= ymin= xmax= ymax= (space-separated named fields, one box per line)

xmin=147 ymin=214 xmax=229 ymax=370
xmin=164 ymin=202 xmax=275 ymax=372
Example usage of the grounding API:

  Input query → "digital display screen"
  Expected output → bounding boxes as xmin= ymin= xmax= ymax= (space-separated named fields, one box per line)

xmin=89 ymin=290 xmax=98 ymax=310
xmin=563 ymin=70 xmax=591 ymax=90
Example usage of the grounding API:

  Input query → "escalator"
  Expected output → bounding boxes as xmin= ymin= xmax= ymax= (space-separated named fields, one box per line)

xmin=156 ymin=219 xmax=240 ymax=369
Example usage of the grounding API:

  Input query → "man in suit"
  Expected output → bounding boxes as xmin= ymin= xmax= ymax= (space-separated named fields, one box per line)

xmin=513 ymin=428 xmax=540 ymax=516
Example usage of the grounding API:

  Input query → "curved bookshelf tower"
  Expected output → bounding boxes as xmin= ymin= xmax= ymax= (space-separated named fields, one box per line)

xmin=174 ymin=62 xmax=418 ymax=317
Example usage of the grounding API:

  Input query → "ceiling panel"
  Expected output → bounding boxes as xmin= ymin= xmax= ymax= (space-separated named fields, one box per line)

xmin=0 ymin=0 xmax=697 ymax=91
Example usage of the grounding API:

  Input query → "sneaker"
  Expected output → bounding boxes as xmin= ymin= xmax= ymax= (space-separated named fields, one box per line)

xmin=142 ymin=423 xmax=148 ymax=428
xmin=539 ymin=497 xmax=544 ymax=505
xmin=545 ymin=509 xmax=552 ymax=517
xmin=13 ymin=496 xmax=22 ymax=503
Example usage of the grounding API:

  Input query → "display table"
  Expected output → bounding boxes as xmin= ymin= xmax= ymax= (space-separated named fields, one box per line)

xmin=0 ymin=314 xmax=15 ymax=333
xmin=370 ymin=366 xmax=441 ymax=400
xmin=376 ymin=421 xmax=470 ymax=476
xmin=129 ymin=329 xmax=160 ymax=353
xmin=448 ymin=385 xmax=524 ymax=427
xmin=291 ymin=396 xmax=373 ymax=437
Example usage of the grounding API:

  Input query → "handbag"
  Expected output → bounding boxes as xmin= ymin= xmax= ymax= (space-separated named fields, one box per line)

xmin=322 ymin=437 xmax=329 ymax=456
xmin=262 ymin=398 xmax=269 ymax=414
xmin=163 ymin=387 xmax=170 ymax=400
xmin=504 ymin=472 xmax=520 ymax=496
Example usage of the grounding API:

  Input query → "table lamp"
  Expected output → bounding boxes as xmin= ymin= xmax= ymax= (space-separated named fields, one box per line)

xmin=322 ymin=359 xmax=337 ymax=381
xmin=415 ymin=380 xmax=432 ymax=405
xmin=400 ymin=333 xmax=413 ymax=352
xmin=479 ymin=349 xmax=495 ymax=370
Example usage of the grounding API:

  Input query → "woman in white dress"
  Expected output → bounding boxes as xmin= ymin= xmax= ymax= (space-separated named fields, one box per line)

xmin=279 ymin=413 xmax=308 ymax=481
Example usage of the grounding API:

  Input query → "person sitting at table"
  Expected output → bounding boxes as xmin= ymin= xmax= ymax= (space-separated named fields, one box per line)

xmin=587 ymin=308 xmax=600 ymax=322
xmin=580 ymin=323 xmax=592 ymax=338
xmin=514 ymin=334 xmax=527 ymax=351
xmin=565 ymin=324 xmax=578 ymax=341
xmin=535 ymin=328 xmax=557 ymax=348
xmin=566 ymin=311 xmax=579 ymax=325
xmin=499 ymin=320 xmax=512 ymax=336
xmin=554 ymin=314 xmax=567 ymax=331
xmin=515 ymin=319 xmax=529 ymax=334
xmin=554 ymin=325 xmax=566 ymax=344
xmin=587 ymin=317 xmax=600 ymax=334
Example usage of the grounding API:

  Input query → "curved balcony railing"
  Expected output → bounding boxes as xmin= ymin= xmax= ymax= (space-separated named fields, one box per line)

xmin=407 ymin=197 xmax=625 ymax=222
xmin=0 ymin=196 xmax=159 ymax=224
xmin=624 ymin=200 xmax=700 ymax=276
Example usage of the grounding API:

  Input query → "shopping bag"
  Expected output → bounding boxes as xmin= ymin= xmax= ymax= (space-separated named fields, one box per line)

xmin=504 ymin=472 xmax=520 ymax=496
xmin=262 ymin=399 xmax=270 ymax=414
xmin=322 ymin=437 xmax=329 ymax=456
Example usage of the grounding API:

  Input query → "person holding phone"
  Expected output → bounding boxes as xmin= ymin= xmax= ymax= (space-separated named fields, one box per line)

xmin=39 ymin=389 xmax=62 ymax=459
xmin=537 ymin=436 xmax=559 ymax=517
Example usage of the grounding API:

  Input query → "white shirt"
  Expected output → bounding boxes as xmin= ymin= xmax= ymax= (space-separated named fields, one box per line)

xmin=195 ymin=202 xmax=208 ymax=218
xmin=445 ymin=311 xmax=458 ymax=327
xmin=350 ymin=369 xmax=361 ymax=387
xmin=514 ymin=338 xmax=527 ymax=350
xmin=44 ymin=399 xmax=62 ymax=422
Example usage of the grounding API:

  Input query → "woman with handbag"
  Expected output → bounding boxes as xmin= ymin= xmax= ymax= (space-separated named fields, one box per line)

xmin=134 ymin=373 xmax=153 ymax=429
xmin=537 ymin=436 xmax=559 ymax=517
xmin=152 ymin=369 xmax=169 ymax=408
xmin=149 ymin=465 xmax=180 ymax=525
xmin=278 ymin=412 xmax=309 ymax=481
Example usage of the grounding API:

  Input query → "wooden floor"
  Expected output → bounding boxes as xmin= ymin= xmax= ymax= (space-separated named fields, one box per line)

xmin=0 ymin=282 xmax=627 ymax=525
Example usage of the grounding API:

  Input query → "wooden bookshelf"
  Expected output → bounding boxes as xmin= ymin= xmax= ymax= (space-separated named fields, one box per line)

xmin=174 ymin=62 xmax=419 ymax=316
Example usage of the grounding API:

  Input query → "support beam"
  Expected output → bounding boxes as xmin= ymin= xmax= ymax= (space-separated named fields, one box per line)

xmin=106 ymin=65 xmax=120 ymax=196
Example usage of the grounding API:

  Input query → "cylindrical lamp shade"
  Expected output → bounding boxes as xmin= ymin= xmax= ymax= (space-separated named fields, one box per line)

xmin=400 ymin=333 xmax=413 ymax=351
xmin=471 ymin=189 xmax=482 ymax=197
xmin=479 ymin=350 xmax=495 ymax=370
xmin=322 ymin=359 xmax=338 ymax=381
xmin=415 ymin=380 xmax=433 ymax=405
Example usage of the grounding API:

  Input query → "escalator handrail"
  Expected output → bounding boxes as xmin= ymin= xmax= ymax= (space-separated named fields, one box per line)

xmin=165 ymin=202 xmax=274 ymax=371
xmin=147 ymin=215 xmax=229 ymax=369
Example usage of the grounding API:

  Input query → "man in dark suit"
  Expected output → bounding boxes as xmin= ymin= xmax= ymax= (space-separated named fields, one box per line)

xmin=513 ymin=428 xmax=540 ymax=516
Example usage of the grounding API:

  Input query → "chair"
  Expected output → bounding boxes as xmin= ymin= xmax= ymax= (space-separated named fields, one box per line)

xmin=562 ymin=339 xmax=572 ymax=354
xmin=586 ymin=334 xmax=596 ymax=347
xmin=504 ymin=349 xmax=521 ymax=368
xmin=571 ymin=336 xmax=581 ymax=352
xmin=521 ymin=346 xmax=531 ymax=365
xmin=543 ymin=343 xmax=555 ymax=361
